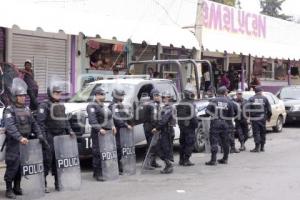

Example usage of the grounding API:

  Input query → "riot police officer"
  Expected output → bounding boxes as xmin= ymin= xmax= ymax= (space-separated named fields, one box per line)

xmin=152 ymin=91 xmax=175 ymax=174
xmin=177 ymin=89 xmax=198 ymax=166
xmin=142 ymin=88 xmax=162 ymax=169
xmin=87 ymin=86 xmax=116 ymax=181
xmin=109 ymin=88 xmax=133 ymax=175
xmin=233 ymin=89 xmax=249 ymax=151
xmin=3 ymin=79 xmax=46 ymax=199
xmin=248 ymin=86 xmax=272 ymax=152
xmin=37 ymin=84 xmax=75 ymax=192
xmin=205 ymin=86 xmax=234 ymax=166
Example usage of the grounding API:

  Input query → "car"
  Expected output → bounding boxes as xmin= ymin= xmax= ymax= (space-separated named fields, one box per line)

xmin=277 ymin=86 xmax=300 ymax=123
xmin=229 ymin=91 xmax=286 ymax=132
xmin=65 ymin=76 xmax=210 ymax=158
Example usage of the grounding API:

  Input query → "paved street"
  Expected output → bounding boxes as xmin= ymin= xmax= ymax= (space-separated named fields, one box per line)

xmin=1 ymin=125 xmax=300 ymax=200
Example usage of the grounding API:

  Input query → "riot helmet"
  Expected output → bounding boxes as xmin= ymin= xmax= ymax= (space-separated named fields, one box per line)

xmin=112 ymin=88 xmax=125 ymax=102
xmin=217 ymin=86 xmax=228 ymax=96
xmin=94 ymin=86 xmax=105 ymax=95
xmin=161 ymin=91 xmax=172 ymax=98
xmin=11 ymin=78 xmax=28 ymax=105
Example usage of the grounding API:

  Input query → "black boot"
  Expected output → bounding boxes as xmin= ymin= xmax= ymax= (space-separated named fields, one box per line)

xmin=250 ymin=144 xmax=260 ymax=153
xmin=217 ymin=158 xmax=228 ymax=164
xmin=230 ymin=147 xmax=240 ymax=153
xmin=94 ymin=169 xmax=105 ymax=182
xmin=151 ymin=155 xmax=162 ymax=168
xmin=44 ymin=177 xmax=50 ymax=193
xmin=183 ymin=155 xmax=195 ymax=166
xmin=160 ymin=160 xmax=173 ymax=174
xmin=5 ymin=181 xmax=16 ymax=199
xmin=205 ymin=153 xmax=217 ymax=166
xmin=179 ymin=152 xmax=184 ymax=166
xmin=118 ymin=161 xmax=124 ymax=175
xmin=54 ymin=175 xmax=60 ymax=191
xmin=260 ymin=144 xmax=265 ymax=152
xmin=239 ymin=143 xmax=246 ymax=151
xmin=13 ymin=179 xmax=22 ymax=195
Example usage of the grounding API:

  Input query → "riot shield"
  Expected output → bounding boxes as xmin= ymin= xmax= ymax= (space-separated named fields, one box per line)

xmin=120 ymin=128 xmax=136 ymax=175
xmin=141 ymin=133 xmax=159 ymax=172
xmin=0 ymin=129 xmax=5 ymax=161
xmin=54 ymin=135 xmax=81 ymax=191
xmin=98 ymin=130 xmax=119 ymax=181
xmin=20 ymin=139 xmax=45 ymax=200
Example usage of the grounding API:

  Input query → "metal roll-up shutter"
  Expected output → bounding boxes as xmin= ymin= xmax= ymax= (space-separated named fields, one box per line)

xmin=11 ymin=33 xmax=69 ymax=94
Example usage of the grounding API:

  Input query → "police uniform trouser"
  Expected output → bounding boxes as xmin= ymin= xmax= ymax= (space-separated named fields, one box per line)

xmin=179 ymin=128 xmax=196 ymax=159
xmin=210 ymin=120 xmax=229 ymax=160
xmin=44 ymin=134 xmax=59 ymax=177
xmin=251 ymin=120 xmax=266 ymax=145
xmin=4 ymin=159 xmax=21 ymax=183
xmin=227 ymin=121 xmax=235 ymax=149
xmin=91 ymin=130 xmax=102 ymax=175
xmin=115 ymin=129 xmax=123 ymax=172
xmin=157 ymin=128 xmax=174 ymax=162
xmin=236 ymin=120 xmax=249 ymax=144
xmin=4 ymin=141 xmax=22 ymax=183
xmin=143 ymin=124 xmax=158 ymax=157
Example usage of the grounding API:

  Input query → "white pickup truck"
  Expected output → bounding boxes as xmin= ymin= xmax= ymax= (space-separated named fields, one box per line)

xmin=65 ymin=77 xmax=209 ymax=159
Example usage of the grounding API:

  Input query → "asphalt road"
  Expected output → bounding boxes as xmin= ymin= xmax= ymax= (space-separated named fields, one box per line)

xmin=1 ymin=124 xmax=300 ymax=200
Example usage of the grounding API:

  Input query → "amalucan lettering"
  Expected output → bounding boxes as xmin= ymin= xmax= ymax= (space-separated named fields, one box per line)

xmin=57 ymin=156 xmax=80 ymax=169
xmin=22 ymin=163 xmax=44 ymax=176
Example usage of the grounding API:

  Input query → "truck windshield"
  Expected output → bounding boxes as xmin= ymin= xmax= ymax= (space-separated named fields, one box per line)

xmin=69 ymin=83 xmax=135 ymax=103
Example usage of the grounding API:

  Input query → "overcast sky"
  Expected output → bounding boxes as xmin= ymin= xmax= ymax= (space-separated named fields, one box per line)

xmin=239 ymin=0 xmax=300 ymax=18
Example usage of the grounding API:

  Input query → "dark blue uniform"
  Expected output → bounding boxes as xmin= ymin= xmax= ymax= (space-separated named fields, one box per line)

xmin=248 ymin=94 xmax=272 ymax=151
xmin=109 ymin=101 xmax=132 ymax=174
xmin=4 ymin=105 xmax=43 ymax=188
xmin=177 ymin=99 xmax=198 ymax=165
xmin=154 ymin=104 xmax=175 ymax=163
xmin=227 ymin=97 xmax=240 ymax=153
xmin=233 ymin=97 xmax=249 ymax=149
xmin=206 ymin=96 xmax=234 ymax=164
xmin=87 ymin=101 xmax=114 ymax=179
xmin=143 ymin=101 xmax=160 ymax=146
xmin=37 ymin=100 xmax=73 ymax=189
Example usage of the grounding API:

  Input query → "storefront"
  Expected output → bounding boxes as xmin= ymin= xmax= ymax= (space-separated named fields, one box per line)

xmin=6 ymin=27 xmax=71 ymax=94
xmin=78 ymin=37 xmax=197 ymax=91
xmin=199 ymin=0 xmax=300 ymax=93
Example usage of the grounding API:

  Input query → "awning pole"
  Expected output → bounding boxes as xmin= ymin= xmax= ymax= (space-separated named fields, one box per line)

xmin=288 ymin=59 xmax=291 ymax=86
xmin=241 ymin=54 xmax=245 ymax=91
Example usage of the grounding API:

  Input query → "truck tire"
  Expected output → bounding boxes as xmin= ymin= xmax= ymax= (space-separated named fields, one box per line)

xmin=194 ymin=126 xmax=205 ymax=153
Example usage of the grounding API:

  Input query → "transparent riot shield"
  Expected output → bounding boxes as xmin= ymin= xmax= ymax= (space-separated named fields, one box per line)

xmin=141 ymin=132 xmax=159 ymax=172
xmin=20 ymin=139 xmax=45 ymax=200
xmin=54 ymin=135 xmax=81 ymax=191
xmin=120 ymin=128 xmax=136 ymax=175
xmin=98 ymin=130 xmax=119 ymax=181
xmin=0 ymin=129 xmax=5 ymax=161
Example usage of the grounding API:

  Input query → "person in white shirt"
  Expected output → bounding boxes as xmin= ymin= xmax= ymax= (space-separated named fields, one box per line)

xmin=204 ymin=71 xmax=211 ymax=92
xmin=238 ymin=81 xmax=248 ymax=91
